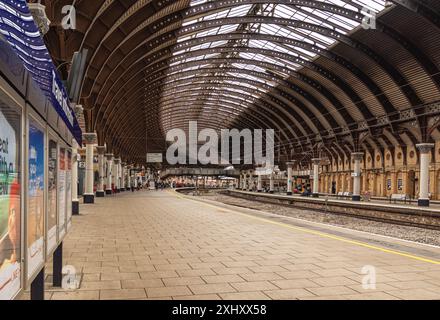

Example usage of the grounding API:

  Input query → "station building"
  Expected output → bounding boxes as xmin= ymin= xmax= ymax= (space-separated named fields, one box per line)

xmin=0 ymin=0 xmax=440 ymax=302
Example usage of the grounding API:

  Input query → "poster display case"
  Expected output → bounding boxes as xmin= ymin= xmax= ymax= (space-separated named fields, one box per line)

xmin=58 ymin=146 xmax=67 ymax=240
xmin=0 ymin=84 xmax=23 ymax=300
xmin=66 ymin=150 xmax=72 ymax=231
xmin=46 ymin=134 xmax=58 ymax=256
xmin=26 ymin=113 xmax=45 ymax=282
xmin=0 ymin=0 xmax=82 ymax=299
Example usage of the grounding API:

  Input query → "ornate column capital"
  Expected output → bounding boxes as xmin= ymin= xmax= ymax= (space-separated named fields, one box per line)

xmin=286 ymin=161 xmax=296 ymax=168
xmin=416 ymin=143 xmax=434 ymax=154
xmin=105 ymin=153 xmax=114 ymax=161
xmin=82 ymin=133 xmax=97 ymax=145
xmin=312 ymin=158 xmax=321 ymax=165
xmin=351 ymin=152 xmax=364 ymax=161
xmin=114 ymin=158 xmax=121 ymax=165
xmin=96 ymin=146 xmax=106 ymax=155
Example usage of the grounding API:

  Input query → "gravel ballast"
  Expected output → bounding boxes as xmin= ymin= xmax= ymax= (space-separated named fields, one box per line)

xmin=199 ymin=192 xmax=440 ymax=247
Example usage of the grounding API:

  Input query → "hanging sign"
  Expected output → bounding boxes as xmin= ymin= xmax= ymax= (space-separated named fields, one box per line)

xmin=0 ymin=0 xmax=82 ymax=144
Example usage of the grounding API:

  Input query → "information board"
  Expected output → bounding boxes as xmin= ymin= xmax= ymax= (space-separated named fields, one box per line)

xmin=27 ymin=118 xmax=45 ymax=280
xmin=47 ymin=139 xmax=57 ymax=255
xmin=0 ymin=99 xmax=21 ymax=300
xmin=66 ymin=150 xmax=72 ymax=231
xmin=58 ymin=147 xmax=66 ymax=239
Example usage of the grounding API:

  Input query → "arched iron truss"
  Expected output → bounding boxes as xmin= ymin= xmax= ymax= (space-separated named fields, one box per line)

xmin=39 ymin=0 xmax=440 ymax=165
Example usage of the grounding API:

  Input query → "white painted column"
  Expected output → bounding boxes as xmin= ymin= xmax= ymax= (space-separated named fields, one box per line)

xmin=312 ymin=158 xmax=321 ymax=198
xmin=416 ymin=143 xmax=434 ymax=207
xmin=269 ymin=173 xmax=274 ymax=194
xmin=120 ymin=162 xmax=126 ymax=191
xmin=247 ymin=170 xmax=253 ymax=191
xmin=105 ymin=154 xmax=113 ymax=195
xmin=241 ymin=173 xmax=246 ymax=190
xmin=71 ymin=141 xmax=80 ymax=215
xmin=113 ymin=158 xmax=120 ymax=192
xmin=118 ymin=161 xmax=123 ymax=191
xmin=96 ymin=146 xmax=106 ymax=197
xmin=127 ymin=166 xmax=132 ymax=190
xmin=352 ymin=152 xmax=364 ymax=201
xmin=257 ymin=173 xmax=262 ymax=192
xmin=83 ymin=133 xmax=97 ymax=204
xmin=286 ymin=162 xmax=294 ymax=195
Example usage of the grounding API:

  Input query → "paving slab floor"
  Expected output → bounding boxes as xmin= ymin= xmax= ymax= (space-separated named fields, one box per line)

xmin=30 ymin=190 xmax=440 ymax=300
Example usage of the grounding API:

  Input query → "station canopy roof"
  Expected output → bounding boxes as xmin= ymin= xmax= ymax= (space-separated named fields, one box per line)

xmin=39 ymin=0 xmax=440 ymax=165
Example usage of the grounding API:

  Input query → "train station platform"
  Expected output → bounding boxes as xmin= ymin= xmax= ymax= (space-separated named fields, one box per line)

xmin=32 ymin=190 xmax=440 ymax=300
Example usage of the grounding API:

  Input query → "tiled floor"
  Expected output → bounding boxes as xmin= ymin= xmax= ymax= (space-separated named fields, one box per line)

xmin=39 ymin=190 xmax=440 ymax=300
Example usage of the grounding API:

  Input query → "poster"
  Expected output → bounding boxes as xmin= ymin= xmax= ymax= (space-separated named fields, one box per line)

xmin=27 ymin=119 xmax=44 ymax=280
xmin=58 ymin=148 xmax=66 ymax=239
xmin=47 ymin=139 xmax=57 ymax=254
xmin=66 ymin=150 xmax=72 ymax=231
xmin=0 ymin=101 xmax=21 ymax=300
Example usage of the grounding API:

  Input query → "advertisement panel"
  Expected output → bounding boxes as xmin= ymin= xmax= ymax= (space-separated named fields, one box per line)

xmin=0 ymin=99 xmax=21 ymax=300
xmin=47 ymin=139 xmax=57 ymax=254
xmin=58 ymin=148 xmax=66 ymax=239
xmin=0 ymin=0 xmax=82 ymax=145
xmin=66 ymin=150 xmax=72 ymax=231
xmin=27 ymin=119 xmax=44 ymax=280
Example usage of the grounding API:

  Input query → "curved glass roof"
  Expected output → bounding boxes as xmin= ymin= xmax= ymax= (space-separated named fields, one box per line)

xmin=159 ymin=0 xmax=388 ymax=134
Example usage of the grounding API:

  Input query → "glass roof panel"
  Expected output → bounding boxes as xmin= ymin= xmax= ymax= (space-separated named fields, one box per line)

xmin=159 ymin=0 xmax=387 ymax=130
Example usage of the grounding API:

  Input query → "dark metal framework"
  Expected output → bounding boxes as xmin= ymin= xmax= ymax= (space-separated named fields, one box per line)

xmin=38 ymin=0 xmax=440 ymax=165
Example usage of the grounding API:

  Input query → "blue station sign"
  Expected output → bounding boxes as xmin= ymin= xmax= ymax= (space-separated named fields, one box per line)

xmin=0 ymin=0 xmax=82 ymax=144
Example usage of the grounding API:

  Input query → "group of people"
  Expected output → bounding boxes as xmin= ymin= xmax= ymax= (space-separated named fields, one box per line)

xmin=130 ymin=177 xmax=145 ymax=192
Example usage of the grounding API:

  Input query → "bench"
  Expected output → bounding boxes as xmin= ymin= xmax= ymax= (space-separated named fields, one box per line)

xmin=389 ymin=194 xmax=410 ymax=204
xmin=336 ymin=192 xmax=353 ymax=200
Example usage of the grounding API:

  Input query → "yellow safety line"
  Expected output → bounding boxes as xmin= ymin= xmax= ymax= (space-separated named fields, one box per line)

xmin=171 ymin=190 xmax=440 ymax=265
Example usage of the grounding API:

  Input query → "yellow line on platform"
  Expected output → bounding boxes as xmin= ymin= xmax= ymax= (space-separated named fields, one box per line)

xmin=171 ymin=191 xmax=440 ymax=265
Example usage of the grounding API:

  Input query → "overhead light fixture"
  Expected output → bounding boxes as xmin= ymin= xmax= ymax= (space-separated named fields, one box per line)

xmin=28 ymin=1 xmax=51 ymax=35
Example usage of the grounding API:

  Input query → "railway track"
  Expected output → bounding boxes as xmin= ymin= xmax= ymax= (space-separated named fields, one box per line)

xmin=217 ymin=190 xmax=440 ymax=232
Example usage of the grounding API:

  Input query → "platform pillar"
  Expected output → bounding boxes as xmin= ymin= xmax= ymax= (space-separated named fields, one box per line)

xmin=120 ymin=162 xmax=126 ymax=192
xmin=269 ymin=173 xmax=274 ymax=194
xmin=127 ymin=167 xmax=132 ymax=191
xmin=96 ymin=146 xmax=106 ymax=197
xmin=257 ymin=173 xmax=262 ymax=192
xmin=83 ymin=133 xmax=97 ymax=204
xmin=113 ymin=158 xmax=120 ymax=193
xmin=286 ymin=161 xmax=294 ymax=196
xmin=312 ymin=158 xmax=321 ymax=197
xmin=417 ymin=143 xmax=434 ymax=207
xmin=247 ymin=170 xmax=253 ymax=192
xmin=106 ymin=154 xmax=114 ymax=195
xmin=352 ymin=153 xmax=363 ymax=201
xmin=71 ymin=141 xmax=80 ymax=215
xmin=241 ymin=173 xmax=246 ymax=190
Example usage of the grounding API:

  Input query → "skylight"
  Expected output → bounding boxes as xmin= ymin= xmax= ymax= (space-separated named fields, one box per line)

xmin=158 ymin=0 xmax=387 ymax=133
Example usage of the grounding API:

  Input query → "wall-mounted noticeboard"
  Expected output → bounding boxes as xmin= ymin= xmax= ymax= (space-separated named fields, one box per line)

xmin=58 ymin=147 xmax=67 ymax=240
xmin=26 ymin=113 xmax=46 ymax=282
xmin=0 ymin=84 xmax=23 ymax=300
xmin=47 ymin=135 xmax=58 ymax=256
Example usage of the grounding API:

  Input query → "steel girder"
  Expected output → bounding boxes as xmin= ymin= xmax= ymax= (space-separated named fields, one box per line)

xmin=43 ymin=0 xmax=440 ymax=162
